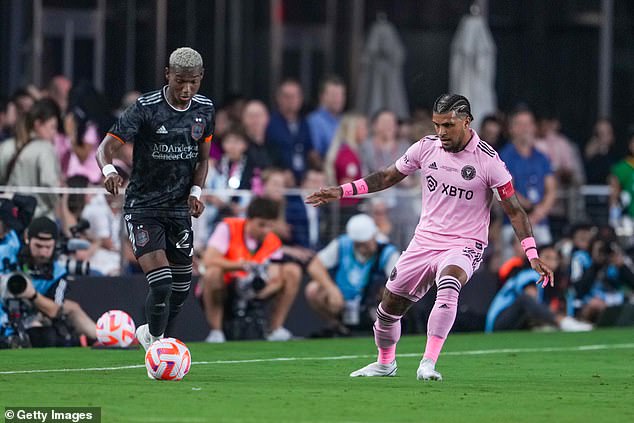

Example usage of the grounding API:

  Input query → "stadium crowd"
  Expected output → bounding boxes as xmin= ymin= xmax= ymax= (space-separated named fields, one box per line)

xmin=1 ymin=74 xmax=633 ymax=345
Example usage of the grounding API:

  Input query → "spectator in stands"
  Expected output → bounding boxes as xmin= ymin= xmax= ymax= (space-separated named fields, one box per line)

xmin=266 ymin=79 xmax=317 ymax=185
xmin=324 ymin=113 xmax=367 ymax=211
xmin=0 ymin=99 xmax=61 ymax=219
xmin=305 ymin=214 xmax=400 ymax=336
xmin=479 ymin=114 xmax=505 ymax=150
xmin=80 ymin=191 xmax=123 ymax=276
xmin=485 ymin=245 xmax=592 ymax=333
xmin=308 ymin=75 xmax=347 ymax=158
xmin=202 ymin=127 xmax=255 ymax=231
xmin=199 ymin=197 xmax=301 ymax=343
xmin=500 ymin=108 xmax=557 ymax=257
xmin=535 ymin=114 xmax=585 ymax=238
xmin=62 ymin=81 xmax=114 ymax=184
xmin=45 ymin=76 xmax=72 ymax=115
xmin=609 ymin=130 xmax=634 ymax=220
xmin=585 ymin=118 xmax=618 ymax=184
xmin=569 ymin=232 xmax=634 ymax=323
xmin=360 ymin=109 xmax=418 ymax=249
xmin=242 ymin=100 xmax=280 ymax=175
xmin=260 ymin=168 xmax=319 ymax=265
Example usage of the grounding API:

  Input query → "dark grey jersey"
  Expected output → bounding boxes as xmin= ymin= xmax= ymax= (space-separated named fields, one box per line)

xmin=108 ymin=87 xmax=215 ymax=217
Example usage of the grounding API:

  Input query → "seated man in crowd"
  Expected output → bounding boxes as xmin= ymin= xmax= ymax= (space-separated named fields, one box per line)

xmin=305 ymin=214 xmax=400 ymax=336
xmin=569 ymin=232 xmax=634 ymax=323
xmin=0 ymin=217 xmax=96 ymax=348
xmin=485 ymin=244 xmax=592 ymax=333
xmin=199 ymin=197 xmax=301 ymax=343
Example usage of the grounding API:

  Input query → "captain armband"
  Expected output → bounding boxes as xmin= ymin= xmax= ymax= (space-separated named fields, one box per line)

xmin=493 ymin=180 xmax=515 ymax=201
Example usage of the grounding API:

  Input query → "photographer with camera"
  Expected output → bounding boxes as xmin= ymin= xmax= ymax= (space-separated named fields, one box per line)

xmin=199 ymin=197 xmax=301 ymax=343
xmin=304 ymin=214 xmax=401 ymax=337
xmin=570 ymin=230 xmax=634 ymax=323
xmin=0 ymin=217 xmax=96 ymax=348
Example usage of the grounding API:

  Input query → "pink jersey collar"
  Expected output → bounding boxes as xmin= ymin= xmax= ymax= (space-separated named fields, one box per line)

xmin=433 ymin=129 xmax=480 ymax=153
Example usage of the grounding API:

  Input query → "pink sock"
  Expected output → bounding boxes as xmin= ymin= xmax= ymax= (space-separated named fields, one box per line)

xmin=374 ymin=304 xmax=401 ymax=364
xmin=424 ymin=276 xmax=461 ymax=363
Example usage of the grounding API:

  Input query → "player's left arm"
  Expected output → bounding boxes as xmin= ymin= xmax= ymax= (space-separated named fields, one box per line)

xmin=498 ymin=182 xmax=554 ymax=288
xmin=188 ymin=137 xmax=210 ymax=218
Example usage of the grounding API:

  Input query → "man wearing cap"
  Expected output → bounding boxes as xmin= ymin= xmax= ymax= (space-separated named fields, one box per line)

xmin=305 ymin=214 xmax=400 ymax=336
xmin=0 ymin=217 xmax=96 ymax=347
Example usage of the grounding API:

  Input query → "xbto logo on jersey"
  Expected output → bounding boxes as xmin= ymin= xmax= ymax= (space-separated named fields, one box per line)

xmin=441 ymin=183 xmax=474 ymax=200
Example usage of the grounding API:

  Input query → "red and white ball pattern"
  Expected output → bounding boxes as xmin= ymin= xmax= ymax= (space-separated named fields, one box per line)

xmin=96 ymin=310 xmax=136 ymax=347
xmin=145 ymin=337 xmax=191 ymax=381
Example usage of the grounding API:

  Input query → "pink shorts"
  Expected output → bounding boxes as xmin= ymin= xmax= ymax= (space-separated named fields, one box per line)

xmin=385 ymin=242 xmax=484 ymax=302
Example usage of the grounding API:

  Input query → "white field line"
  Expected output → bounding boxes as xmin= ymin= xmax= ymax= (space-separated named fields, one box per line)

xmin=1 ymin=342 xmax=633 ymax=376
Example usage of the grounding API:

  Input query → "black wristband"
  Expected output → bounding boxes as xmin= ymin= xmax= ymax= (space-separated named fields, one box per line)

xmin=28 ymin=291 xmax=38 ymax=301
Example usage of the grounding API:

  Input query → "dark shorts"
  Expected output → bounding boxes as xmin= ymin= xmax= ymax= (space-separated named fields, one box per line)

xmin=124 ymin=213 xmax=193 ymax=265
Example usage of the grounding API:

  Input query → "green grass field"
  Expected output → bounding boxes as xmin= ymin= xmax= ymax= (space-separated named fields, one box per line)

xmin=1 ymin=328 xmax=634 ymax=423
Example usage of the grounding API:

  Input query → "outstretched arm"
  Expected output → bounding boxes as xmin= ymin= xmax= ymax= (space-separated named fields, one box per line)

xmin=305 ymin=164 xmax=407 ymax=207
xmin=499 ymin=189 xmax=554 ymax=287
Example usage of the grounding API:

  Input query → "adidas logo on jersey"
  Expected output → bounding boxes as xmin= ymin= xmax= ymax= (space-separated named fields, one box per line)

xmin=428 ymin=162 xmax=438 ymax=170
xmin=156 ymin=125 xmax=168 ymax=134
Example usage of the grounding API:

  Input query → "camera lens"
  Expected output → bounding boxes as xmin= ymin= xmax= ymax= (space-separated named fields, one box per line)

xmin=7 ymin=273 xmax=28 ymax=296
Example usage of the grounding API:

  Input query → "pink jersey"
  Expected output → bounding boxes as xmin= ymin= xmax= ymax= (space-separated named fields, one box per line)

xmin=395 ymin=130 xmax=511 ymax=250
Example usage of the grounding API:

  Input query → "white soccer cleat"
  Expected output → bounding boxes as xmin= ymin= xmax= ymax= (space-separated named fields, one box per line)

xmin=417 ymin=358 xmax=443 ymax=381
xmin=205 ymin=329 xmax=226 ymax=343
xmin=350 ymin=361 xmax=397 ymax=377
xmin=135 ymin=324 xmax=152 ymax=352
xmin=559 ymin=316 xmax=593 ymax=332
xmin=266 ymin=327 xmax=293 ymax=342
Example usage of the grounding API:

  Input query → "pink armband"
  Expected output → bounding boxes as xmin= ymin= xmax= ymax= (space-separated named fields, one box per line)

xmin=340 ymin=179 xmax=368 ymax=198
xmin=341 ymin=183 xmax=354 ymax=198
xmin=352 ymin=179 xmax=369 ymax=195
xmin=521 ymin=237 xmax=539 ymax=260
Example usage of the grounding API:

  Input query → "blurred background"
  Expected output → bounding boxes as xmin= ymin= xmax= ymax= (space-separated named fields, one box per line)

xmin=1 ymin=0 xmax=633 ymax=343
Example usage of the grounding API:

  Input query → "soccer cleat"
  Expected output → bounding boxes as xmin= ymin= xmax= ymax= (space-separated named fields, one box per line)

xmin=135 ymin=324 xmax=152 ymax=352
xmin=350 ymin=361 xmax=397 ymax=377
xmin=205 ymin=329 xmax=226 ymax=343
xmin=266 ymin=327 xmax=293 ymax=342
xmin=417 ymin=358 xmax=443 ymax=381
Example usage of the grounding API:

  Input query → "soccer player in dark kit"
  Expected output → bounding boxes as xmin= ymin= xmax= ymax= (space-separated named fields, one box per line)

xmin=97 ymin=47 xmax=214 ymax=356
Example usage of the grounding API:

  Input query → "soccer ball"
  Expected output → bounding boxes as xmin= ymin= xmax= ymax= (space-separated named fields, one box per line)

xmin=145 ymin=338 xmax=191 ymax=381
xmin=95 ymin=310 xmax=136 ymax=347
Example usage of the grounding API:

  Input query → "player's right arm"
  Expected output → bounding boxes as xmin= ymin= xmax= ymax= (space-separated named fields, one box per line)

xmin=97 ymin=99 xmax=145 ymax=196
xmin=96 ymin=135 xmax=125 ymax=196
xmin=305 ymin=164 xmax=407 ymax=206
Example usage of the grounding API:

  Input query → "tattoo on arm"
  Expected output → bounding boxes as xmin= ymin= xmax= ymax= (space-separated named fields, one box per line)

xmin=364 ymin=164 xmax=407 ymax=193
xmin=500 ymin=194 xmax=533 ymax=240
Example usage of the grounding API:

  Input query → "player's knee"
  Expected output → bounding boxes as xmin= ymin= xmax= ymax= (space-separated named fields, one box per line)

xmin=150 ymin=281 xmax=172 ymax=303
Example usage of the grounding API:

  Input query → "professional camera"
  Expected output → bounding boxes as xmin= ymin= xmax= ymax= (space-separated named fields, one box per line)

xmin=235 ymin=262 xmax=269 ymax=300
xmin=56 ymin=219 xmax=91 ymax=276
xmin=0 ymin=272 xmax=34 ymax=348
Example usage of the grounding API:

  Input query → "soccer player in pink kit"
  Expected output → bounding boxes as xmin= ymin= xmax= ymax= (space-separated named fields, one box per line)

xmin=306 ymin=94 xmax=554 ymax=381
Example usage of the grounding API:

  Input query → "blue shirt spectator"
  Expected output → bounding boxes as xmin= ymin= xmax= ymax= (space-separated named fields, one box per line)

xmin=308 ymin=107 xmax=340 ymax=157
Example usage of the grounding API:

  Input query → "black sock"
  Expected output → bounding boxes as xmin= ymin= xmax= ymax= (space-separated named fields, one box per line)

xmin=168 ymin=264 xmax=192 ymax=323
xmin=145 ymin=266 xmax=173 ymax=337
